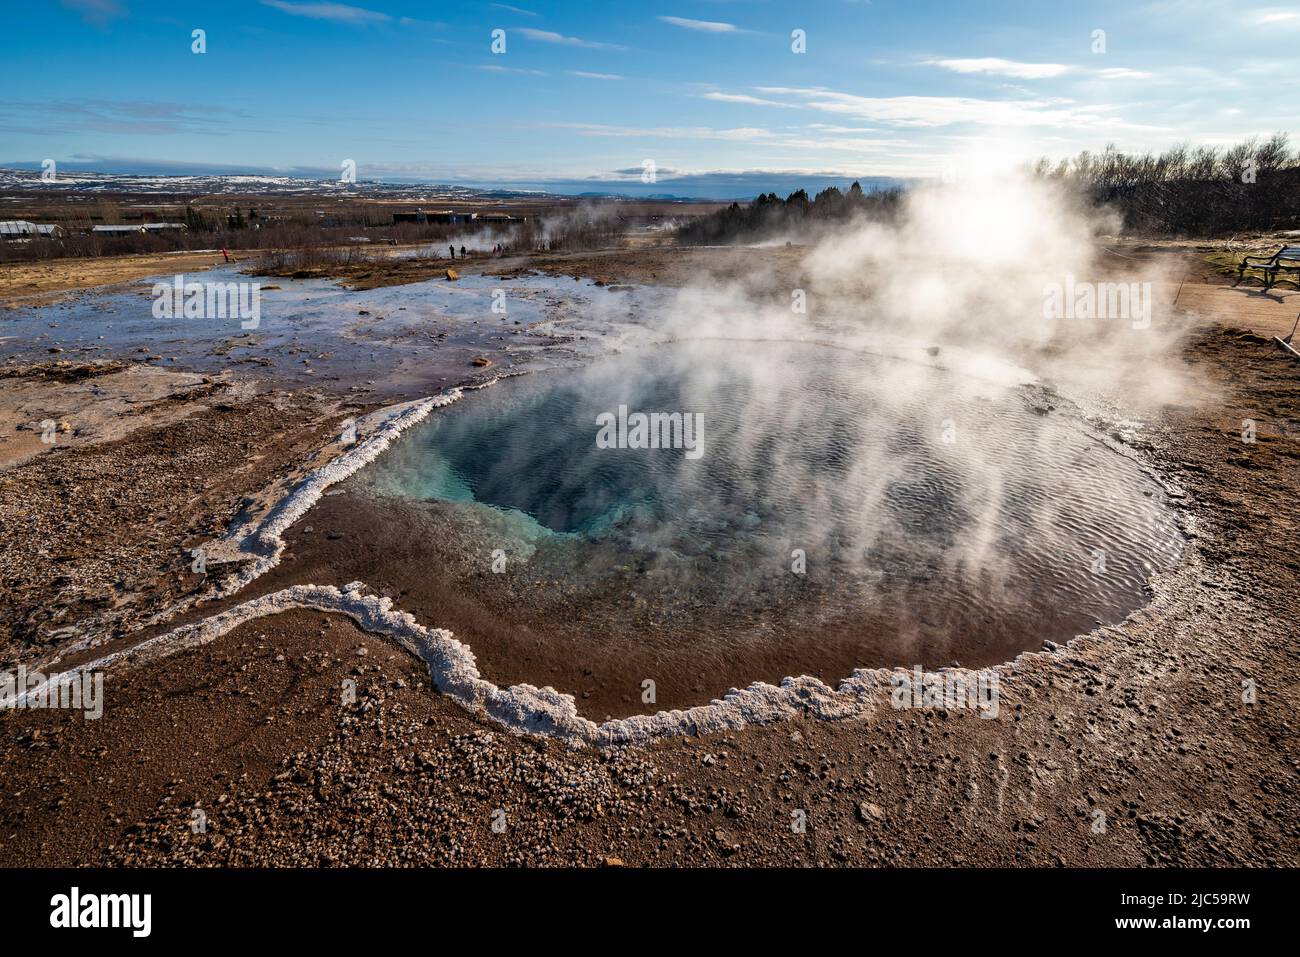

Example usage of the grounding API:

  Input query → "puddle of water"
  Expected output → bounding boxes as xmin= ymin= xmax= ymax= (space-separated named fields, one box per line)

xmin=1 ymin=268 xmax=665 ymax=391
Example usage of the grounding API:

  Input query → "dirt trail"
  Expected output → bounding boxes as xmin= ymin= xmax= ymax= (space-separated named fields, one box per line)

xmin=1176 ymin=283 xmax=1299 ymax=339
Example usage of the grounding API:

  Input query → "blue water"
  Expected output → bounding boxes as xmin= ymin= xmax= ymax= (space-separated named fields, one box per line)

xmin=359 ymin=340 xmax=1183 ymax=645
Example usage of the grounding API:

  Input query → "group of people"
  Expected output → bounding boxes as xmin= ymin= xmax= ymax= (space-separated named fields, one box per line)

xmin=446 ymin=243 xmax=512 ymax=259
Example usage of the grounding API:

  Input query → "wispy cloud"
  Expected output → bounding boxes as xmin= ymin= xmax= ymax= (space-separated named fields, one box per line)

xmin=754 ymin=86 xmax=1168 ymax=132
xmin=260 ymin=1 xmax=391 ymax=24
xmin=701 ymin=92 xmax=792 ymax=107
xmin=925 ymin=57 xmax=1071 ymax=79
xmin=59 ymin=0 xmax=124 ymax=25
xmin=568 ymin=70 xmax=623 ymax=80
xmin=658 ymin=16 xmax=739 ymax=33
xmin=544 ymin=121 xmax=917 ymax=155
xmin=806 ymin=123 xmax=883 ymax=134
xmin=925 ymin=57 xmax=1155 ymax=82
xmin=517 ymin=27 xmax=624 ymax=50
xmin=0 ymin=99 xmax=256 ymax=136
xmin=1097 ymin=67 xmax=1154 ymax=80
xmin=548 ymin=122 xmax=777 ymax=142
xmin=478 ymin=64 xmax=547 ymax=75
xmin=396 ymin=16 xmax=445 ymax=29
xmin=491 ymin=3 xmax=538 ymax=15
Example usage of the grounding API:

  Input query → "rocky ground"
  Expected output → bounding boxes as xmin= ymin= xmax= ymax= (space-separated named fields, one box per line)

xmin=0 ymin=243 xmax=1297 ymax=867
xmin=0 ymin=364 xmax=358 ymax=666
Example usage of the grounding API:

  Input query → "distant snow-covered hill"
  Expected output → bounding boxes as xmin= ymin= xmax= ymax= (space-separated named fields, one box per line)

xmin=0 ymin=168 xmax=542 ymax=200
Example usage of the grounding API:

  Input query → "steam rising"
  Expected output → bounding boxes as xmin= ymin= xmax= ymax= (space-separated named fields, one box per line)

xmin=367 ymin=167 xmax=1189 ymax=668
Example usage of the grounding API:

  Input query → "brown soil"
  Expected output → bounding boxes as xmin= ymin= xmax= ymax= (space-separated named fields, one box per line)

xmin=484 ymin=244 xmax=813 ymax=290
xmin=248 ymin=242 xmax=811 ymax=293
xmin=246 ymin=247 xmax=487 ymax=291
xmin=0 ymin=250 xmax=236 ymax=307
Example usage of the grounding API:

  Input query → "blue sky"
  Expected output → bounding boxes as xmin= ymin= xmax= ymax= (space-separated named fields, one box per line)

xmin=2 ymin=0 xmax=1297 ymax=196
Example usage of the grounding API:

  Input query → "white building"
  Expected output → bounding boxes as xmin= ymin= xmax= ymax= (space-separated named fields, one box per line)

xmin=0 ymin=220 xmax=65 ymax=240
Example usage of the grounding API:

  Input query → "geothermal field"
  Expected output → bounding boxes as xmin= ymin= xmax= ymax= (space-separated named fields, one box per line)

xmin=1 ymin=0 xmax=1297 ymax=936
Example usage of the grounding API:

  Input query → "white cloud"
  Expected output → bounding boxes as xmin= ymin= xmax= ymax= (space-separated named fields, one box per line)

xmin=926 ymin=58 xmax=1072 ymax=79
xmin=568 ymin=71 xmax=623 ymax=80
xmin=701 ymin=92 xmax=792 ymax=107
xmin=517 ymin=27 xmax=623 ymax=50
xmin=658 ymin=16 xmax=739 ymax=33
xmin=478 ymin=64 xmax=546 ymax=76
xmin=755 ymin=86 xmax=1167 ymax=133
xmin=1097 ymin=68 xmax=1154 ymax=80
xmin=260 ymin=1 xmax=391 ymax=24
xmin=806 ymin=123 xmax=883 ymax=134
xmin=927 ymin=57 xmax=1156 ymax=82
xmin=542 ymin=122 xmax=919 ymax=157
xmin=549 ymin=122 xmax=776 ymax=142
xmin=59 ymin=0 xmax=124 ymax=24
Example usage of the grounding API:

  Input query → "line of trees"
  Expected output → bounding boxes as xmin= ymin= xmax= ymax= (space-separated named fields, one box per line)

xmin=0 ymin=198 xmax=630 ymax=263
xmin=1035 ymin=134 xmax=1300 ymax=235
xmin=514 ymin=205 xmax=627 ymax=252
xmin=676 ymin=135 xmax=1300 ymax=245
xmin=676 ymin=181 xmax=904 ymax=245
xmin=0 ymin=215 xmax=508 ymax=264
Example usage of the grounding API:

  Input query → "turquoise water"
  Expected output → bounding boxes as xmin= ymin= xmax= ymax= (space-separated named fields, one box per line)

xmin=358 ymin=340 xmax=1184 ymax=651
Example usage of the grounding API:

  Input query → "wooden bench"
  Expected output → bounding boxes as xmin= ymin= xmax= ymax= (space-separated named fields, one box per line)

xmin=1234 ymin=246 xmax=1300 ymax=290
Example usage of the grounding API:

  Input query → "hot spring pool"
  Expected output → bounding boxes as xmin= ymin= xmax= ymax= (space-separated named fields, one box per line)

xmin=353 ymin=340 xmax=1183 ymax=706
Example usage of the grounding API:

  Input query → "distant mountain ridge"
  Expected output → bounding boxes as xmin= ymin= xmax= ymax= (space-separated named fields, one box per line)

xmin=0 ymin=166 xmax=907 ymax=202
xmin=0 ymin=168 xmax=544 ymax=201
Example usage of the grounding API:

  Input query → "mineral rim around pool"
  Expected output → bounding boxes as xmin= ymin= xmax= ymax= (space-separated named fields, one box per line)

xmin=341 ymin=340 xmax=1184 ymax=715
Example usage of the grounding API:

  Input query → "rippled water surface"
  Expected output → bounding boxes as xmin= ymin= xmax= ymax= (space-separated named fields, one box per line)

xmin=359 ymin=340 xmax=1184 ymax=666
